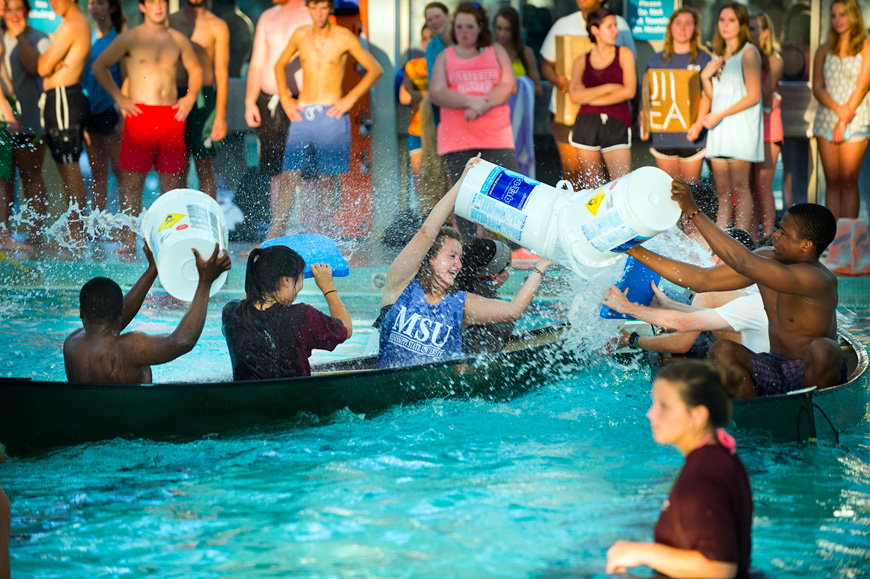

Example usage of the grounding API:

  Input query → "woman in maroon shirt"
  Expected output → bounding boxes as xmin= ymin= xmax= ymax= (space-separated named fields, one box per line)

xmin=567 ymin=7 xmax=636 ymax=189
xmin=607 ymin=360 xmax=753 ymax=578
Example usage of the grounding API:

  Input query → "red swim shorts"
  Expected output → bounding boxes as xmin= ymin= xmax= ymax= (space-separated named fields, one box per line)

xmin=119 ymin=104 xmax=186 ymax=174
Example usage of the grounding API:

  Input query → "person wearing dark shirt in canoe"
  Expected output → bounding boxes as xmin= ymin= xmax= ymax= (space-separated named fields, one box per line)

xmin=222 ymin=245 xmax=351 ymax=381
xmin=63 ymin=243 xmax=231 ymax=384
xmin=453 ymin=237 xmax=515 ymax=354
xmin=607 ymin=360 xmax=753 ymax=578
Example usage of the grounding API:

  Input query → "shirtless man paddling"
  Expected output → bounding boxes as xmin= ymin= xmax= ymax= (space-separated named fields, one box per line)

xmin=92 ymin=0 xmax=203 ymax=253
xmin=244 ymin=0 xmax=311 ymax=193
xmin=630 ymin=180 xmax=842 ymax=398
xmin=64 ymin=243 xmax=230 ymax=384
xmin=38 ymin=0 xmax=92 ymax=248
xmin=170 ymin=0 xmax=230 ymax=199
xmin=269 ymin=0 xmax=382 ymax=239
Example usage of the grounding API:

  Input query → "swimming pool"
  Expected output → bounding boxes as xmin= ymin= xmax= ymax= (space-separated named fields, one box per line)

xmin=1 ymin=285 xmax=868 ymax=577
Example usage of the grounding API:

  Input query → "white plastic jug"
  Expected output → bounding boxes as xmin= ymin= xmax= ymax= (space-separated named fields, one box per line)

xmin=454 ymin=162 xmax=679 ymax=273
xmin=141 ymin=188 xmax=229 ymax=301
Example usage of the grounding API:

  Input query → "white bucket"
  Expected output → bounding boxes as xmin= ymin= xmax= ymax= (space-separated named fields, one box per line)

xmin=141 ymin=188 xmax=229 ymax=301
xmin=454 ymin=162 xmax=679 ymax=273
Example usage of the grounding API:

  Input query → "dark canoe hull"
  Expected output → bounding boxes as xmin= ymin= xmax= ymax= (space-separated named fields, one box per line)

xmin=0 ymin=324 xmax=580 ymax=455
xmin=647 ymin=331 xmax=870 ymax=443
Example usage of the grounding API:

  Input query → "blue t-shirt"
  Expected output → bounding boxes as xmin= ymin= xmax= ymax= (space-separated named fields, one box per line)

xmin=83 ymin=29 xmax=122 ymax=115
xmin=646 ymin=50 xmax=712 ymax=151
xmin=376 ymin=279 xmax=467 ymax=369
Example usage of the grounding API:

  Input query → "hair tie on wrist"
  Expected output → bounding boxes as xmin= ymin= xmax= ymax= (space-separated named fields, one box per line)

xmin=533 ymin=267 xmax=545 ymax=276
xmin=323 ymin=290 xmax=337 ymax=297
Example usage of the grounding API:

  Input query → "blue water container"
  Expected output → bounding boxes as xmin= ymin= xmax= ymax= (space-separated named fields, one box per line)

xmin=261 ymin=234 xmax=350 ymax=279
xmin=599 ymin=256 xmax=661 ymax=320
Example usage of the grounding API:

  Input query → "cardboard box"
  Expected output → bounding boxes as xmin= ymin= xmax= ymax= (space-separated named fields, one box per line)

xmin=641 ymin=69 xmax=701 ymax=135
xmin=554 ymin=35 xmax=593 ymax=126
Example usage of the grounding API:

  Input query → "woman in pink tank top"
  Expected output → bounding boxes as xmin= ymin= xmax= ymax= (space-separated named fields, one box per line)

xmin=567 ymin=8 xmax=637 ymax=189
xmin=430 ymin=2 xmax=518 ymax=238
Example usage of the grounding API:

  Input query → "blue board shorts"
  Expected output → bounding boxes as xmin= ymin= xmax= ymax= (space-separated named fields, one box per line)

xmin=750 ymin=351 xmax=848 ymax=396
xmin=282 ymin=104 xmax=350 ymax=175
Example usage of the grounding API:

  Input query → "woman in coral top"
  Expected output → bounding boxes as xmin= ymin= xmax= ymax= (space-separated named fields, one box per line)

xmin=430 ymin=1 xmax=517 ymax=238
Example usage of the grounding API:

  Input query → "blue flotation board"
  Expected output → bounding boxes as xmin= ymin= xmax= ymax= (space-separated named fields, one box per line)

xmin=261 ymin=234 xmax=349 ymax=279
xmin=599 ymin=256 xmax=661 ymax=320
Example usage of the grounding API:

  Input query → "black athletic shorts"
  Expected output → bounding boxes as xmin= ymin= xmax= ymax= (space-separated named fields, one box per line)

xmin=41 ymin=84 xmax=88 ymax=164
xmin=83 ymin=105 xmax=120 ymax=137
xmin=256 ymin=90 xmax=291 ymax=177
xmin=569 ymin=113 xmax=631 ymax=152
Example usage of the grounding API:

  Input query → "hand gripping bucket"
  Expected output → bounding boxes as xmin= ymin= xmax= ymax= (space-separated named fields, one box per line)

xmin=142 ymin=189 xmax=229 ymax=301
xmin=454 ymin=162 xmax=679 ymax=274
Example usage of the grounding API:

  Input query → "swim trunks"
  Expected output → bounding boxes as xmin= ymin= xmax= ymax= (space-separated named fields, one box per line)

xmin=282 ymin=104 xmax=350 ymax=175
xmin=181 ymin=85 xmax=221 ymax=160
xmin=40 ymin=84 xmax=89 ymax=164
xmin=255 ymin=90 xmax=290 ymax=177
xmin=83 ymin=105 xmax=119 ymax=137
xmin=119 ymin=104 xmax=186 ymax=175
xmin=749 ymin=350 xmax=848 ymax=396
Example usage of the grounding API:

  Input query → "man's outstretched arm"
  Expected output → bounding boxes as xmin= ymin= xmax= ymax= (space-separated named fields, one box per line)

xmin=627 ymin=245 xmax=752 ymax=293
xmin=119 ymin=243 xmax=159 ymax=331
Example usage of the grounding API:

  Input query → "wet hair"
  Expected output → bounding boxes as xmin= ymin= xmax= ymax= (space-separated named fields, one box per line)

xmin=424 ymin=1 xmax=449 ymax=17
xmin=494 ymin=7 xmax=530 ymax=71
xmin=244 ymin=246 xmax=306 ymax=306
xmin=751 ymin=12 xmax=779 ymax=73
xmin=452 ymin=2 xmax=492 ymax=49
xmin=454 ymin=238 xmax=511 ymax=290
xmin=727 ymin=228 xmax=756 ymax=252
xmin=662 ymin=7 xmax=702 ymax=64
xmin=659 ymin=360 xmax=742 ymax=428
xmin=586 ymin=7 xmax=615 ymax=43
xmin=785 ymin=203 xmax=838 ymax=257
xmin=417 ymin=226 xmax=463 ymax=294
xmin=107 ymin=0 xmax=127 ymax=33
xmin=712 ymin=2 xmax=751 ymax=57
xmin=80 ymin=277 xmax=123 ymax=323
xmin=688 ymin=181 xmax=718 ymax=223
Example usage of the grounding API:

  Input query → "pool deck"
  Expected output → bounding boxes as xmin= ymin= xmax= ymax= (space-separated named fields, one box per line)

xmin=1 ymin=239 xmax=869 ymax=306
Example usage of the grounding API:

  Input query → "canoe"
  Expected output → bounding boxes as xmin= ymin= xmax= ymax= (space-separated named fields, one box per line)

xmin=0 ymin=323 xmax=579 ymax=455
xmin=647 ymin=330 xmax=870 ymax=443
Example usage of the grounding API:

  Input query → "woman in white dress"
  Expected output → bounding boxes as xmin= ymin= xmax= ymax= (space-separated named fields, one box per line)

xmin=700 ymin=2 xmax=763 ymax=233
xmin=811 ymin=0 xmax=870 ymax=220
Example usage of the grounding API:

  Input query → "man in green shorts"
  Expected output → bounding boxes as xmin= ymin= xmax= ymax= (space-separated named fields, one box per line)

xmin=170 ymin=0 xmax=230 ymax=199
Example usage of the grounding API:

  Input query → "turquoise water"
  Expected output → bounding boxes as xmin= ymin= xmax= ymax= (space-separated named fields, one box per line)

xmin=1 ymin=289 xmax=868 ymax=577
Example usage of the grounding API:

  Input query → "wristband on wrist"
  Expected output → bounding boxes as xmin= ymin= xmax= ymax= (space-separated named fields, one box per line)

xmin=688 ymin=211 xmax=699 ymax=221
xmin=532 ymin=267 xmax=546 ymax=277
xmin=628 ymin=332 xmax=640 ymax=350
xmin=323 ymin=290 xmax=337 ymax=297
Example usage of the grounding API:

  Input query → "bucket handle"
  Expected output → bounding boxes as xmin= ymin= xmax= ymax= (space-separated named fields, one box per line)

xmin=555 ymin=180 xmax=575 ymax=194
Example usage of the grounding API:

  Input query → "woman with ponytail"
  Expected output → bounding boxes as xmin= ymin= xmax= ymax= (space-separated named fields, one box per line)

xmin=607 ymin=360 xmax=753 ymax=579
xmin=222 ymin=246 xmax=352 ymax=381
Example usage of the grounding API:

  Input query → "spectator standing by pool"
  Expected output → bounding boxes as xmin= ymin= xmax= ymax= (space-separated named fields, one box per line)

xmin=243 ymin=0 xmax=311 ymax=215
xmin=607 ymin=360 xmax=752 ymax=578
xmin=700 ymin=2 xmax=763 ymax=233
xmin=82 ymin=0 xmax=125 ymax=214
xmin=170 ymin=0 xmax=231 ymax=200
xmin=376 ymin=156 xmax=553 ymax=370
xmin=423 ymin=1 xmax=451 ymax=124
xmin=749 ymin=11 xmax=783 ymax=241
xmin=493 ymin=6 xmax=540 ymax=178
xmin=429 ymin=2 xmax=517 ymax=239
xmin=811 ymin=0 xmax=870 ymax=221
xmin=540 ymin=0 xmax=635 ymax=190
xmin=398 ymin=25 xmax=434 ymax=208
xmin=568 ymin=7 xmax=636 ymax=189
xmin=222 ymin=246 xmax=351 ymax=381
xmin=37 ymin=0 xmax=92 ymax=249
xmin=644 ymin=7 xmax=711 ymax=184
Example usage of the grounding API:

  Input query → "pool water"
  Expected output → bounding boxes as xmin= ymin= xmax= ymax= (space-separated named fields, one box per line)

xmin=1 ymin=289 xmax=869 ymax=577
